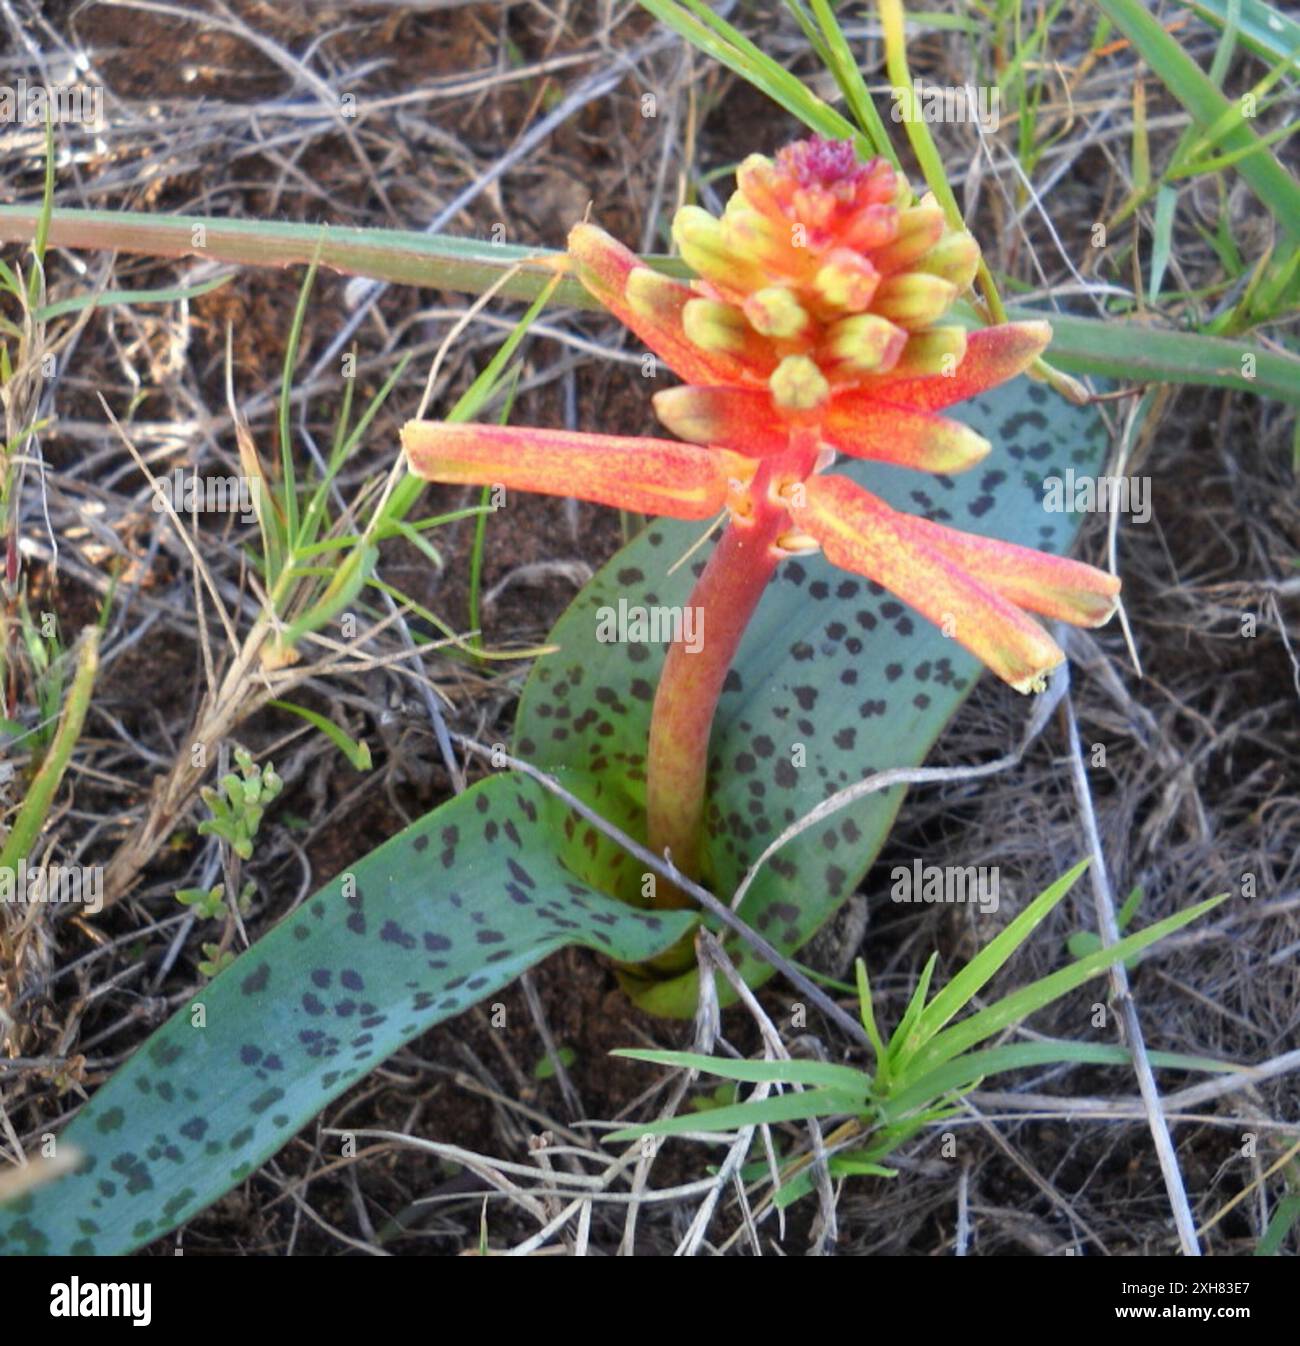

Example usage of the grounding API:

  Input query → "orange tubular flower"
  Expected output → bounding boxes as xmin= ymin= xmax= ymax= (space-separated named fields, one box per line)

xmin=402 ymin=137 xmax=1120 ymax=891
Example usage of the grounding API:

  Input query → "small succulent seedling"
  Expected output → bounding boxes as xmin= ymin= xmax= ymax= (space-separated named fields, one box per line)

xmin=196 ymin=747 xmax=283 ymax=861
xmin=176 ymin=880 xmax=255 ymax=922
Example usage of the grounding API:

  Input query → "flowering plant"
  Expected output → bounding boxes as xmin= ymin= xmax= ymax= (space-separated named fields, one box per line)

xmin=0 ymin=140 xmax=1134 ymax=1258
xmin=405 ymin=138 xmax=1120 ymax=898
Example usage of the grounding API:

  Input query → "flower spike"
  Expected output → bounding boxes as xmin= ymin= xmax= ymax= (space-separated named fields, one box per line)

xmin=403 ymin=135 xmax=1122 ymax=907
xmin=409 ymin=139 xmax=1116 ymax=704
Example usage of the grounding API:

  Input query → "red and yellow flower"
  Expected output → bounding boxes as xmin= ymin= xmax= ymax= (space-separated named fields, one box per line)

xmin=404 ymin=137 xmax=1119 ymax=694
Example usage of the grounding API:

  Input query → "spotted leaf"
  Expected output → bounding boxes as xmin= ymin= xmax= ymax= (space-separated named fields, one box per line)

xmin=0 ymin=775 xmax=695 ymax=1255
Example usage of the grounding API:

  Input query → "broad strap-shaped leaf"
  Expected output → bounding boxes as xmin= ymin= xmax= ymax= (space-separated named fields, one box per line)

xmin=0 ymin=774 xmax=695 ymax=1255
xmin=513 ymin=372 xmax=1114 ymax=1014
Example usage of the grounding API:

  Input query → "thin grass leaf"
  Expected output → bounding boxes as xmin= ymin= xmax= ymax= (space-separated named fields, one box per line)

xmin=1256 ymin=1194 xmax=1300 ymax=1255
xmin=1148 ymin=185 xmax=1178 ymax=302
xmin=1186 ymin=0 xmax=1300 ymax=73
xmin=268 ymin=699 xmax=372 ymax=771
xmin=33 ymin=272 xmax=234 ymax=323
xmin=605 ymin=1087 xmax=865 ymax=1142
xmin=637 ymin=0 xmax=864 ymax=150
xmin=0 ymin=258 xmax=27 ymax=299
xmin=276 ymin=257 xmax=324 ymax=548
xmin=883 ymin=1039 xmax=1240 ymax=1122
xmin=887 ymin=950 xmax=939 ymax=1066
xmin=26 ymin=115 xmax=55 ymax=307
xmin=1093 ymin=0 xmax=1300 ymax=240
xmin=280 ymin=542 xmax=377 ymax=648
xmin=366 ymin=578 xmax=553 ymax=664
xmin=299 ymin=350 xmax=414 ymax=557
xmin=876 ymin=0 xmax=963 ymax=225
xmin=910 ymin=860 xmax=1089 ymax=1051
xmin=802 ymin=0 xmax=899 ymax=163
xmin=1170 ymin=115 xmax=1300 ymax=180
xmin=899 ymin=895 xmax=1227 ymax=1084
xmin=611 ymin=1047 xmax=870 ymax=1094
xmin=855 ymin=958 xmax=891 ymax=1086
xmin=0 ymin=629 xmax=98 ymax=871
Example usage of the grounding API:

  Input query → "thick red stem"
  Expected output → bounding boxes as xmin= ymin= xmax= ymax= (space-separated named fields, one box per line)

xmin=644 ymin=449 xmax=811 ymax=900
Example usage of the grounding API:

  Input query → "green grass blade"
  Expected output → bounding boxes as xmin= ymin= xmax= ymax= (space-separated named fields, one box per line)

xmin=0 ymin=774 xmax=697 ymax=1254
xmin=276 ymin=258 xmax=323 ymax=548
xmin=888 ymin=950 xmax=938 ymax=1066
xmin=611 ymin=1047 xmax=870 ymax=1094
xmin=267 ymin=700 xmax=372 ymax=771
xmin=0 ymin=629 xmax=99 ymax=871
xmin=1148 ymin=184 xmax=1178 ymax=302
xmin=637 ymin=0 xmax=864 ymax=150
xmin=1256 ymin=1194 xmax=1300 ymax=1255
xmin=882 ymin=1039 xmax=1239 ymax=1122
xmin=910 ymin=860 xmax=1089 ymax=1051
xmin=33 ymin=272 xmax=234 ymax=323
xmin=899 ymin=895 xmax=1227 ymax=1084
xmin=804 ymin=0 xmax=899 ymax=163
xmin=605 ymin=1087 xmax=864 ymax=1141
xmin=877 ymin=0 xmax=963 ymax=224
xmin=1186 ymin=0 xmax=1300 ymax=72
xmin=855 ymin=958 xmax=891 ymax=1084
xmin=1092 ymin=0 xmax=1300 ymax=239
xmin=26 ymin=114 xmax=55 ymax=306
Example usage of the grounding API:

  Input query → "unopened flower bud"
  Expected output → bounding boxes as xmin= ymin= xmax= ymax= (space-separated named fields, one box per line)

xmin=769 ymin=355 xmax=830 ymax=411
xmin=872 ymin=273 xmax=959 ymax=329
xmin=917 ymin=230 xmax=981 ymax=290
xmin=821 ymin=313 xmax=909 ymax=375
xmin=673 ymin=205 xmax=764 ymax=293
xmin=812 ymin=248 xmax=880 ymax=313
xmin=682 ymin=297 xmax=747 ymax=352
xmin=870 ymin=202 xmax=946 ymax=274
xmin=743 ymin=286 xmax=812 ymax=339
xmin=722 ymin=204 xmax=798 ymax=276
xmin=889 ymin=325 xmax=969 ymax=377
xmin=625 ymin=266 xmax=685 ymax=324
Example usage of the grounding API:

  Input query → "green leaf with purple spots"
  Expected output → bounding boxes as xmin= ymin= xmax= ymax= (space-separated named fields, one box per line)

xmin=513 ymin=372 xmax=1114 ymax=1014
xmin=0 ymin=774 xmax=695 ymax=1256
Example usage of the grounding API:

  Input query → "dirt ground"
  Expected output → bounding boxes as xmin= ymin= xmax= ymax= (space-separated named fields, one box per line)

xmin=1 ymin=1 xmax=1298 ymax=1255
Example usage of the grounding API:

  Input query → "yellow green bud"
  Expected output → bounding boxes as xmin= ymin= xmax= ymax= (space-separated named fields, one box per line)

xmin=769 ymin=355 xmax=830 ymax=411
xmin=682 ymin=298 xmax=752 ymax=354
xmin=872 ymin=273 xmax=959 ymax=329
xmin=743 ymin=286 xmax=810 ymax=339
xmin=821 ymin=313 xmax=909 ymax=374
xmin=870 ymin=202 xmax=946 ymax=274
xmin=673 ymin=205 xmax=764 ymax=292
xmin=889 ymin=325 xmax=968 ymax=377
xmin=626 ymin=266 xmax=686 ymax=324
xmin=812 ymin=248 xmax=880 ymax=313
xmin=722 ymin=204 xmax=794 ymax=274
xmin=916 ymin=231 xmax=981 ymax=289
